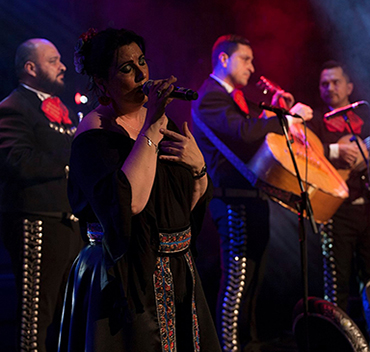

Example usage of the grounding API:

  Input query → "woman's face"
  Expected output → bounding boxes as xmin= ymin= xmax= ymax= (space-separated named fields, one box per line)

xmin=106 ymin=42 xmax=149 ymax=106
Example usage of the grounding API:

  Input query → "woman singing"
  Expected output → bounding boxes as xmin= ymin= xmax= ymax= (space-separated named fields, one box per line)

xmin=58 ymin=28 xmax=221 ymax=352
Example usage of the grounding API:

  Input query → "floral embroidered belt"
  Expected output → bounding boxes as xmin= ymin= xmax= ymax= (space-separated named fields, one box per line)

xmin=87 ymin=222 xmax=104 ymax=244
xmin=158 ymin=227 xmax=191 ymax=255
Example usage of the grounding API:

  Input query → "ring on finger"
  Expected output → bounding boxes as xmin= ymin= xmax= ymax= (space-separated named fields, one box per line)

xmin=157 ymin=90 xmax=162 ymax=98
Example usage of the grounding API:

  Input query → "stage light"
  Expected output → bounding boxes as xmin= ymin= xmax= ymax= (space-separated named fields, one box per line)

xmin=80 ymin=95 xmax=88 ymax=104
xmin=74 ymin=93 xmax=89 ymax=105
xmin=75 ymin=92 xmax=81 ymax=104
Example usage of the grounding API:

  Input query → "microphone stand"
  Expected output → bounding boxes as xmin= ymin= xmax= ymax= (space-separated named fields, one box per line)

xmin=273 ymin=109 xmax=318 ymax=352
xmin=342 ymin=113 xmax=370 ymax=191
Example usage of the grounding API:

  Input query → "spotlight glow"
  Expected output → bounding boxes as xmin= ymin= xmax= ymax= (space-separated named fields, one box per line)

xmin=75 ymin=93 xmax=89 ymax=105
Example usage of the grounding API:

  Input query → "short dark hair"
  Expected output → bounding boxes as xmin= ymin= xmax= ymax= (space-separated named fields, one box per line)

xmin=75 ymin=28 xmax=145 ymax=91
xmin=321 ymin=60 xmax=351 ymax=82
xmin=15 ymin=39 xmax=38 ymax=79
xmin=211 ymin=34 xmax=250 ymax=69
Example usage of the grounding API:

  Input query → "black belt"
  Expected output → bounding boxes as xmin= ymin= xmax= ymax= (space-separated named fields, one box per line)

xmin=213 ymin=187 xmax=263 ymax=198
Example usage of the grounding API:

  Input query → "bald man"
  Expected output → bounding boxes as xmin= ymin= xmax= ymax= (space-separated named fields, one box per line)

xmin=0 ymin=39 xmax=83 ymax=352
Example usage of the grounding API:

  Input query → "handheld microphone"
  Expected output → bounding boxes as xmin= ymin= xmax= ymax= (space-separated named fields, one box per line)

xmin=259 ymin=102 xmax=301 ymax=118
xmin=324 ymin=101 xmax=367 ymax=120
xmin=142 ymin=80 xmax=198 ymax=101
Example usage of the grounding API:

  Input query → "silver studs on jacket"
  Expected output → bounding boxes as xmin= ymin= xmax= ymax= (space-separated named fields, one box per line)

xmin=48 ymin=122 xmax=76 ymax=136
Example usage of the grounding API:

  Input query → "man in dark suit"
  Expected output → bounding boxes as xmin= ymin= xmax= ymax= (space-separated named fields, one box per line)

xmin=192 ymin=34 xmax=312 ymax=351
xmin=0 ymin=38 xmax=83 ymax=352
xmin=308 ymin=61 xmax=370 ymax=334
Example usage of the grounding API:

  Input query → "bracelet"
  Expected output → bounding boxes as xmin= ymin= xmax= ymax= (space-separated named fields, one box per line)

xmin=193 ymin=163 xmax=207 ymax=180
xmin=140 ymin=133 xmax=159 ymax=153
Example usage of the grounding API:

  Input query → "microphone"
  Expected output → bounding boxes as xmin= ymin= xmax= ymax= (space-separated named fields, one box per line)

xmin=324 ymin=100 xmax=367 ymax=120
xmin=142 ymin=80 xmax=198 ymax=101
xmin=259 ymin=102 xmax=301 ymax=118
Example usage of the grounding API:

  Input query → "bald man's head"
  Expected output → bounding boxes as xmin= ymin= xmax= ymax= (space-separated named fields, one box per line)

xmin=15 ymin=38 xmax=67 ymax=95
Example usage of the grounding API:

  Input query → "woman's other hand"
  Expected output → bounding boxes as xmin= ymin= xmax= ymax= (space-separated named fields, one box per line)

xmin=159 ymin=121 xmax=205 ymax=177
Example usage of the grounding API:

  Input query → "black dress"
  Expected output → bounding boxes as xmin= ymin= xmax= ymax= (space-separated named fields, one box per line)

xmin=58 ymin=121 xmax=221 ymax=352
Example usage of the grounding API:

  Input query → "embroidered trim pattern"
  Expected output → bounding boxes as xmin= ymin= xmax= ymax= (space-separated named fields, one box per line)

xmin=158 ymin=227 xmax=191 ymax=254
xmin=154 ymin=256 xmax=176 ymax=352
xmin=20 ymin=219 xmax=43 ymax=352
xmin=153 ymin=227 xmax=200 ymax=352
xmin=185 ymin=252 xmax=200 ymax=351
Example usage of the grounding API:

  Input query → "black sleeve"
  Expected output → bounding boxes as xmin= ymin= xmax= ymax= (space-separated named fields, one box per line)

xmin=189 ymin=174 xmax=213 ymax=257
xmin=69 ymin=131 xmax=132 ymax=264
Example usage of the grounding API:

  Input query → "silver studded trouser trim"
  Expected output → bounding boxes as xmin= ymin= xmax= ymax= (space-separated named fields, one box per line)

xmin=221 ymin=205 xmax=247 ymax=352
xmin=20 ymin=219 xmax=43 ymax=352
xmin=320 ymin=219 xmax=338 ymax=305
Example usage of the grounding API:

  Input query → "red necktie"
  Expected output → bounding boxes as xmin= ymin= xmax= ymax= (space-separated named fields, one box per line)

xmin=41 ymin=97 xmax=72 ymax=125
xmin=231 ymin=89 xmax=249 ymax=115
xmin=323 ymin=110 xmax=364 ymax=134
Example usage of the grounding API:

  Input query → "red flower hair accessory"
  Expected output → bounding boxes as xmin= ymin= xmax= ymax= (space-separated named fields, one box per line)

xmin=79 ymin=28 xmax=98 ymax=43
xmin=74 ymin=28 xmax=98 ymax=74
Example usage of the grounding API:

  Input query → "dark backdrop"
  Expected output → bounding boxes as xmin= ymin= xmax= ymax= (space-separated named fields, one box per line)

xmin=2 ymin=0 xmax=370 ymax=123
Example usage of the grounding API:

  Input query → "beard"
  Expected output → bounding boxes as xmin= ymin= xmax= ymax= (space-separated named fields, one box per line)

xmin=37 ymin=69 xmax=65 ymax=96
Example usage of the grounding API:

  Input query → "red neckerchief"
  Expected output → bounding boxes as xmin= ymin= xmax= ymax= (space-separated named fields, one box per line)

xmin=323 ymin=110 xmax=364 ymax=134
xmin=41 ymin=97 xmax=72 ymax=125
xmin=231 ymin=89 xmax=250 ymax=115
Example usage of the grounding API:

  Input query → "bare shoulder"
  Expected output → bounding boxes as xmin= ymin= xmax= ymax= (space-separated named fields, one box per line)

xmin=75 ymin=105 xmax=113 ymax=138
